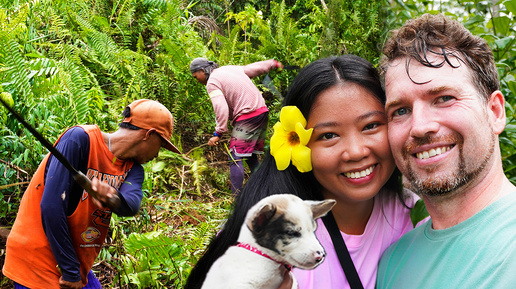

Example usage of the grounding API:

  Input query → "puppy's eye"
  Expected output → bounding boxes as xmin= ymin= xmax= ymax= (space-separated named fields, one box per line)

xmin=284 ymin=229 xmax=300 ymax=238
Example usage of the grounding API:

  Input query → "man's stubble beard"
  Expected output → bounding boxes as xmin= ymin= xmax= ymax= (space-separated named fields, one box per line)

xmin=401 ymin=131 xmax=495 ymax=197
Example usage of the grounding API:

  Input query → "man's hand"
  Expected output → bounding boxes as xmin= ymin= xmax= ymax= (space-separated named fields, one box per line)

xmin=276 ymin=61 xmax=284 ymax=71
xmin=208 ymin=136 xmax=220 ymax=146
xmin=90 ymin=177 xmax=118 ymax=209
xmin=59 ymin=277 xmax=83 ymax=289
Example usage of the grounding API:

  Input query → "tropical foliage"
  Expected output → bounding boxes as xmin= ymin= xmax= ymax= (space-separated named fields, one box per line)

xmin=0 ymin=0 xmax=515 ymax=288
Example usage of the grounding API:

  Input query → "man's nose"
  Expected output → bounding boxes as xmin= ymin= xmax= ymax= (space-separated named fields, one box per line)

xmin=409 ymin=105 xmax=440 ymax=138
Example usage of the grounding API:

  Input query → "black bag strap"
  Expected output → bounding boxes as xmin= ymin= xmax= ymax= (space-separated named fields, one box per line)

xmin=322 ymin=211 xmax=364 ymax=289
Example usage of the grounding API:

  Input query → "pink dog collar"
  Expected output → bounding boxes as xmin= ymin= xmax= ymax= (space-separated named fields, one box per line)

xmin=235 ymin=242 xmax=293 ymax=271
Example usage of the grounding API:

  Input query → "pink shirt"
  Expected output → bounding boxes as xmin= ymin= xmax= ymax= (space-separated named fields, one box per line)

xmin=293 ymin=190 xmax=426 ymax=289
xmin=206 ymin=59 xmax=277 ymax=133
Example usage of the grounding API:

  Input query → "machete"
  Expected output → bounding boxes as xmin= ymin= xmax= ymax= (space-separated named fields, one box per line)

xmin=261 ymin=65 xmax=301 ymax=99
xmin=0 ymin=97 xmax=121 ymax=210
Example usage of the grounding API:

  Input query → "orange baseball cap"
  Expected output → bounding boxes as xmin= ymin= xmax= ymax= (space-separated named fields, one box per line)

xmin=122 ymin=99 xmax=181 ymax=154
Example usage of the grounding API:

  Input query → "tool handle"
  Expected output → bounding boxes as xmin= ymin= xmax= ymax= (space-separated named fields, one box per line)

xmin=0 ymin=97 xmax=122 ymax=210
xmin=73 ymin=171 xmax=121 ymax=210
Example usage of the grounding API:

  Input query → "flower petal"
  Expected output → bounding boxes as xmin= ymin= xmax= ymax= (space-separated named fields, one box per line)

xmin=270 ymin=122 xmax=288 ymax=153
xmin=295 ymin=123 xmax=313 ymax=145
xmin=280 ymin=106 xmax=307 ymax=131
xmin=270 ymin=106 xmax=312 ymax=172
xmin=291 ymin=145 xmax=312 ymax=173
xmin=273 ymin=146 xmax=292 ymax=171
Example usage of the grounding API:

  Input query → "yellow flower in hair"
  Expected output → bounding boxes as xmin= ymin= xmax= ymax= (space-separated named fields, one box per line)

xmin=270 ymin=106 xmax=313 ymax=172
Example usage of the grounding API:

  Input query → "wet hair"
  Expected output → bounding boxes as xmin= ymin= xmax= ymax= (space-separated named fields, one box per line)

xmin=184 ymin=54 xmax=402 ymax=289
xmin=380 ymin=13 xmax=499 ymax=102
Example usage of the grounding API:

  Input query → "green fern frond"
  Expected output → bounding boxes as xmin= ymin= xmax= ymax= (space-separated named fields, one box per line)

xmin=74 ymin=14 xmax=122 ymax=64
xmin=186 ymin=221 xmax=215 ymax=254
xmin=27 ymin=58 xmax=58 ymax=78
xmin=61 ymin=43 xmax=83 ymax=65
xmin=141 ymin=7 xmax=160 ymax=25
xmin=124 ymin=74 xmax=137 ymax=99
xmin=74 ymin=92 xmax=90 ymax=124
xmin=48 ymin=6 xmax=71 ymax=39
xmin=89 ymin=30 xmax=121 ymax=61
xmin=189 ymin=150 xmax=208 ymax=196
xmin=55 ymin=57 xmax=91 ymax=124
xmin=25 ymin=57 xmax=59 ymax=96
xmin=123 ymin=230 xmax=185 ymax=287
xmin=143 ymin=0 xmax=168 ymax=9
xmin=2 ymin=40 xmax=31 ymax=98
xmin=218 ymin=25 xmax=242 ymax=63
xmin=0 ymin=6 xmax=26 ymax=38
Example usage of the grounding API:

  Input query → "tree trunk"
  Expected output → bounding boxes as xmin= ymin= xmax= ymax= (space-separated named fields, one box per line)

xmin=321 ymin=0 xmax=328 ymax=11
xmin=492 ymin=0 xmax=500 ymax=17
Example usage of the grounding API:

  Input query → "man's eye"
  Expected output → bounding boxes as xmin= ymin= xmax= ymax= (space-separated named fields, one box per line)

xmin=393 ymin=107 xmax=408 ymax=117
xmin=437 ymin=95 xmax=454 ymax=103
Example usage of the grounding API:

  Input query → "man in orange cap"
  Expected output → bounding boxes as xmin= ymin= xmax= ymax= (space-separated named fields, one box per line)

xmin=3 ymin=99 xmax=180 ymax=289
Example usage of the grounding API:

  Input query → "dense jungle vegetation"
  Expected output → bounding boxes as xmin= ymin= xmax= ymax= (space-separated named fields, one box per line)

xmin=1 ymin=0 xmax=516 ymax=287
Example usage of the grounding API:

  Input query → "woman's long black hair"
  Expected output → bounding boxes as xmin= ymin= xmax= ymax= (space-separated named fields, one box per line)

xmin=184 ymin=55 xmax=402 ymax=289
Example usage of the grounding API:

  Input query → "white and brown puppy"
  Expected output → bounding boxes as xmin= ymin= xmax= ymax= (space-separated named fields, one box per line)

xmin=201 ymin=194 xmax=336 ymax=289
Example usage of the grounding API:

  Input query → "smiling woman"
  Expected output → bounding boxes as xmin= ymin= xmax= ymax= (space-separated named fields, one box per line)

xmin=283 ymin=55 xmax=422 ymax=289
xmin=185 ymin=55 xmax=427 ymax=289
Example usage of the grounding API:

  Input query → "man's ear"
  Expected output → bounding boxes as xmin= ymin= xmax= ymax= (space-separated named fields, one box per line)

xmin=143 ymin=128 xmax=157 ymax=140
xmin=487 ymin=90 xmax=506 ymax=135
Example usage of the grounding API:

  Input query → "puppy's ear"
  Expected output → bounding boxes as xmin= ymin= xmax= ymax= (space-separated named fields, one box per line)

xmin=248 ymin=203 xmax=277 ymax=234
xmin=309 ymin=199 xmax=336 ymax=219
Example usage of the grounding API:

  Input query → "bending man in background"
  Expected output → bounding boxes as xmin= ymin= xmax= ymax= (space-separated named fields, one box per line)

xmin=190 ymin=57 xmax=283 ymax=195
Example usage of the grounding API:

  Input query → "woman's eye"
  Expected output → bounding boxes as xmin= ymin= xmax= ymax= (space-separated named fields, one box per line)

xmin=320 ymin=132 xmax=337 ymax=140
xmin=364 ymin=123 xmax=379 ymax=131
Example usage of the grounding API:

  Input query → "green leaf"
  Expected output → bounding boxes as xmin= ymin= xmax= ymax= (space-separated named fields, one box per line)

xmin=151 ymin=161 xmax=166 ymax=172
xmin=411 ymin=199 xmax=429 ymax=228
xmin=494 ymin=36 xmax=513 ymax=50
xmin=504 ymin=0 xmax=516 ymax=15
xmin=490 ymin=16 xmax=511 ymax=36
xmin=508 ymin=81 xmax=516 ymax=97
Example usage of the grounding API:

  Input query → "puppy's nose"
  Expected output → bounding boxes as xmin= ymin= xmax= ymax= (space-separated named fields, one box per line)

xmin=314 ymin=250 xmax=325 ymax=263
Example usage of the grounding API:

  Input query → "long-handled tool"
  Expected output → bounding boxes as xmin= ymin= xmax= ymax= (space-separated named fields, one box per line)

xmin=261 ymin=65 xmax=301 ymax=99
xmin=0 ymin=97 xmax=121 ymax=210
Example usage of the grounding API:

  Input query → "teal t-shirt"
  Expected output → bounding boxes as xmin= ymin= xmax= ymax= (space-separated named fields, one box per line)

xmin=377 ymin=192 xmax=516 ymax=289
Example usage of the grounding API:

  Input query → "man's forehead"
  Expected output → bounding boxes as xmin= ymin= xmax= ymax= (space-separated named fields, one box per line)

xmin=384 ymin=55 xmax=474 ymax=108
xmin=385 ymin=55 xmax=470 ymax=88
xmin=384 ymin=58 xmax=408 ymax=103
